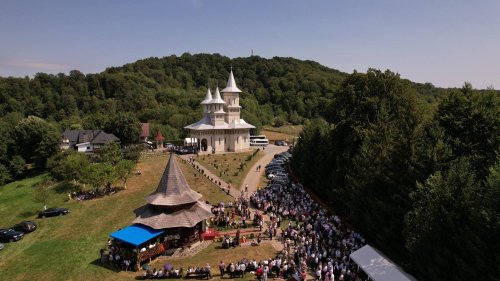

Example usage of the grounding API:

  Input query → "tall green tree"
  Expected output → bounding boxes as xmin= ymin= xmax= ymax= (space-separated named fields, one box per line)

xmin=8 ymin=155 xmax=26 ymax=179
xmin=115 ymin=160 xmax=135 ymax=189
xmin=84 ymin=163 xmax=115 ymax=191
xmin=404 ymin=159 xmax=498 ymax=281
xmin=99 ymin=141 xmax=123 ymax=165
xmin=13 ymin=116 xmax=60 ymax=170
xmin=437 ymin=83 xmax=500 ymax=180
xmin=33 ymin=178 xmax=54 ymax=210
xmin=106 ymin=113 xmax=141 ymax=145
xmin=0 ymin=164 xmax=11 ymax=186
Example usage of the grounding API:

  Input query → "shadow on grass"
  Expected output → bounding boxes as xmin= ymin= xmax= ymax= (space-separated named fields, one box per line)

xmin=53 ymin=182 xmax=79 ymax=194
xmin=89 ymin=258 xmax=121 ymax=273
xmin=19 ymin=210 xmax=38 ymax=219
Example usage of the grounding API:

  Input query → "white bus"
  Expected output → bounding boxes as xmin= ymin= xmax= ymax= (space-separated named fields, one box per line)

xmin=250 ymin=135 xmax=269 ymax=146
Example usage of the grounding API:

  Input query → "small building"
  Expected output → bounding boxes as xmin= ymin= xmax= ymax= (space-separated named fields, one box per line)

xmin=184 ymin=70 xmax=255 ymax=153
xmin=155 ymin=130 xmax=165 ymax=148
xmin=140 ymin=123 xmax=150 ymax=142
xmin=350 ymin=245 xmax=418 ymax=281
xmin=110 ymin=154 xmax=214 ymax=266
xmin=60 ymin=130 xmax=119 ymax=153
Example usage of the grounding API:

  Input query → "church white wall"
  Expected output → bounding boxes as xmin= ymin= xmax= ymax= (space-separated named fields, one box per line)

xmin=188 ymin=129 xmax=251 ymax=154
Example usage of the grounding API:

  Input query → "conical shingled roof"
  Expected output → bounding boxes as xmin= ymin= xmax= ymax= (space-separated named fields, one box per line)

xmin=155 ymin=130 xmax=165 ymax=141
xmin=221 ymin=70 xmax=242 ymax=93
xmin=210 ymin=87 xmax=225 ymax=104
xmin=201 ymin=88 xmax=213 ymax=105
xmin=145 ymin=155 xmax=202 ymax=206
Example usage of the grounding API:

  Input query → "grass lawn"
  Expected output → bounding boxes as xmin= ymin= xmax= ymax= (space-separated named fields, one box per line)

xmin=148 ymin=242 xmax=278 ymax=281
xmin=261 ymin=125 xmax=303 ymax=143
xmin=195 ymin=150 xmax=265 ymax=189
xmin=0 ymin=154 xmax=233 ymax=281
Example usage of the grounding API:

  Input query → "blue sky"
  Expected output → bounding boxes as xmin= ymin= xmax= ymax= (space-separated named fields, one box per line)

xmin=1 ymin=0 xmax=499 ymax=88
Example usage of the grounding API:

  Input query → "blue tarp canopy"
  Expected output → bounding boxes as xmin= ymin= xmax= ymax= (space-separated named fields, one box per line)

xmin=110 ymin=224 xmax=165 ymax=247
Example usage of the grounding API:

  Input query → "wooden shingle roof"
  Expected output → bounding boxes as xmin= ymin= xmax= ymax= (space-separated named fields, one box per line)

xmin=133 ymin=201 xmax=214 ymax=229
xmin=145 ymin=155 xmax=202 ymax=206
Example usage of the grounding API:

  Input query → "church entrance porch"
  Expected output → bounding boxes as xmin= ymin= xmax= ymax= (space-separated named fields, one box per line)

xmin=201 ymin=139 xmax=208 ymax=152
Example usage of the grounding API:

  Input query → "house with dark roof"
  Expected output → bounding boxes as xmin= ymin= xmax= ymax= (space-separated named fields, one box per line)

xmin=140 ymin=123 xmax=150 ymax=143
xmin=61 ymin=130 xmax=120 ymax=153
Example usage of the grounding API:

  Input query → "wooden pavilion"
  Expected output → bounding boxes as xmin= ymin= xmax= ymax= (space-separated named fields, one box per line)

xmin=134 ymin=154 xmax=214 ymax=246
xmin=110 ymin=154 xmax=214 ymax=265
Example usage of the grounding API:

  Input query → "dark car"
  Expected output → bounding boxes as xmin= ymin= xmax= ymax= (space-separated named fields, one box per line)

xmin=38 ymin=208 xmax=69 ymax=218
xmin=0 ymin=228 xmax=24 ymax=242
xmin=275 ymin=140 xmax=288 ymax=146
xmin=12 ymin=221 xmax=37 ymax=233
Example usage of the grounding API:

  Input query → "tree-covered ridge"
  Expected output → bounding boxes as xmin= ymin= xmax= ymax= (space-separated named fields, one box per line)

xmin=291 ymin=70 xmax=500 ymax=281
xmin=0 ymin=53 xmax=453 ymax=186
xmin=0 ymin=53 xmax=451 ymax=139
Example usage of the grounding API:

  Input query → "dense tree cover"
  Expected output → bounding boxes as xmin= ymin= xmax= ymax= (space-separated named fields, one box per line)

xmin=0 ymin=115 xmax=60 ymax=184
xmin=0 ymin=53 xmax=449 ymax=142
xmin=0 ymin=54 xmax=350 ymax=183
xmin=48 ymin=142 xmax=136 ymax=192
xmin=291 ymin=70 xmax=499 ymax=280
xmin=0 ymin=53 xmax=458 ymax=183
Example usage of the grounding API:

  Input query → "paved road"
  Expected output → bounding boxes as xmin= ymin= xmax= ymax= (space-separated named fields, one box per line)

xmin=239 ymin=145 xmax=289 ymax=193
xmin=179 ymin=145 xmax=288 ymax=198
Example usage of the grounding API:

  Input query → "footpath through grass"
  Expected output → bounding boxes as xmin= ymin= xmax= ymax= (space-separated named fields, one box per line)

xmin=195 ymin=150 xmax=264 ymax=189
xmin=0 ymin=154 xmax=234 ymax=281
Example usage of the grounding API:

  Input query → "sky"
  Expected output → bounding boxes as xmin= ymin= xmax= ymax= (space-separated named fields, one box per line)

xmin=1 ymin=0 xmax=499 ymax=88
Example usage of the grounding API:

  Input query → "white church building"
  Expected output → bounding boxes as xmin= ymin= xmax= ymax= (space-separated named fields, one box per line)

xmin=184 ymin=70 xmax=255 ymax=153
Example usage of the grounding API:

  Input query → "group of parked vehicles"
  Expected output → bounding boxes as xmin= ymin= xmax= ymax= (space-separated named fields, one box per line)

xmin=0 ymin=221 xmax=36 ymax=245
xmin=266 ymin=151 xmax=292 ymax=183
xmin=0 ymin=207 xmax=69 ymax=250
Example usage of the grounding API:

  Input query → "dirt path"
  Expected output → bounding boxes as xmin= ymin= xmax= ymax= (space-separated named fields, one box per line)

xmin=179 ymin=145 xmax=288 ymax=198
xmin=239 ymin=145 xmax=289 ymax=193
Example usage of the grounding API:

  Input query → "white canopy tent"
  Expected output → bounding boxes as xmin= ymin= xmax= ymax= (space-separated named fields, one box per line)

xmin=184 ymin=137 xmax=198 ymax=146
xmin=350 ymin=245 xmax=417 ymax=281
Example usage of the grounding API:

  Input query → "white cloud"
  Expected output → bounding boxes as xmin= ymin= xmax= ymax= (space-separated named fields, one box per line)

xmin=0 ymin=59 xmax=69 ymax=71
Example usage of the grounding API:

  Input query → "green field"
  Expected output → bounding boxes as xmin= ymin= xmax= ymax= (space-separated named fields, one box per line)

xmin=195 ymin=150 xmax=264 ymax=189
xmin=0 ymin=155 xmax=244 ymax=281
xmin=260 ymin=125 xmax=302 ymax=143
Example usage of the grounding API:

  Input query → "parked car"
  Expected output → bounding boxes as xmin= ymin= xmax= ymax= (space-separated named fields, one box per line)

xmin=0 ymin=229 xmax=24 ymax=242
xmin=12 ymin=221 xmax=37 ymax=233
xmin=275 ymin=140 xmax=288 ymax=146
xmin=38 ymin=208 xmax=70 ymax=218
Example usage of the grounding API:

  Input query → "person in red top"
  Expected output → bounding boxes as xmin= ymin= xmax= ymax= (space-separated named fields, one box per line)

xmin=300 ymin=270 xmax=307 ymax=281
xmin=256 ymin=266 xmax=264 ymax=281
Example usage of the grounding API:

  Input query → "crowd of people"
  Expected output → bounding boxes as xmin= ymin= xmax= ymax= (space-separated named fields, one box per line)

xmin=210 ymin=196 xmax=253 ymax=229
xmin=129 ymin=149 xmax=368 ymax=280
xmin=142 ymin=265 xmax=183 ymax=279
xmin=217 ymin=257 xmax=306 ymax=280
xmin=101 ymin=239 xmax=137 ymax=272
xmin=250 ymin=177 xmax=366 ymax=281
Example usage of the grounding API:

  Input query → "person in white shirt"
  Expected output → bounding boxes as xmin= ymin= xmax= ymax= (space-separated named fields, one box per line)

xmin=240 ymin=263 xmax=246 ymax=276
